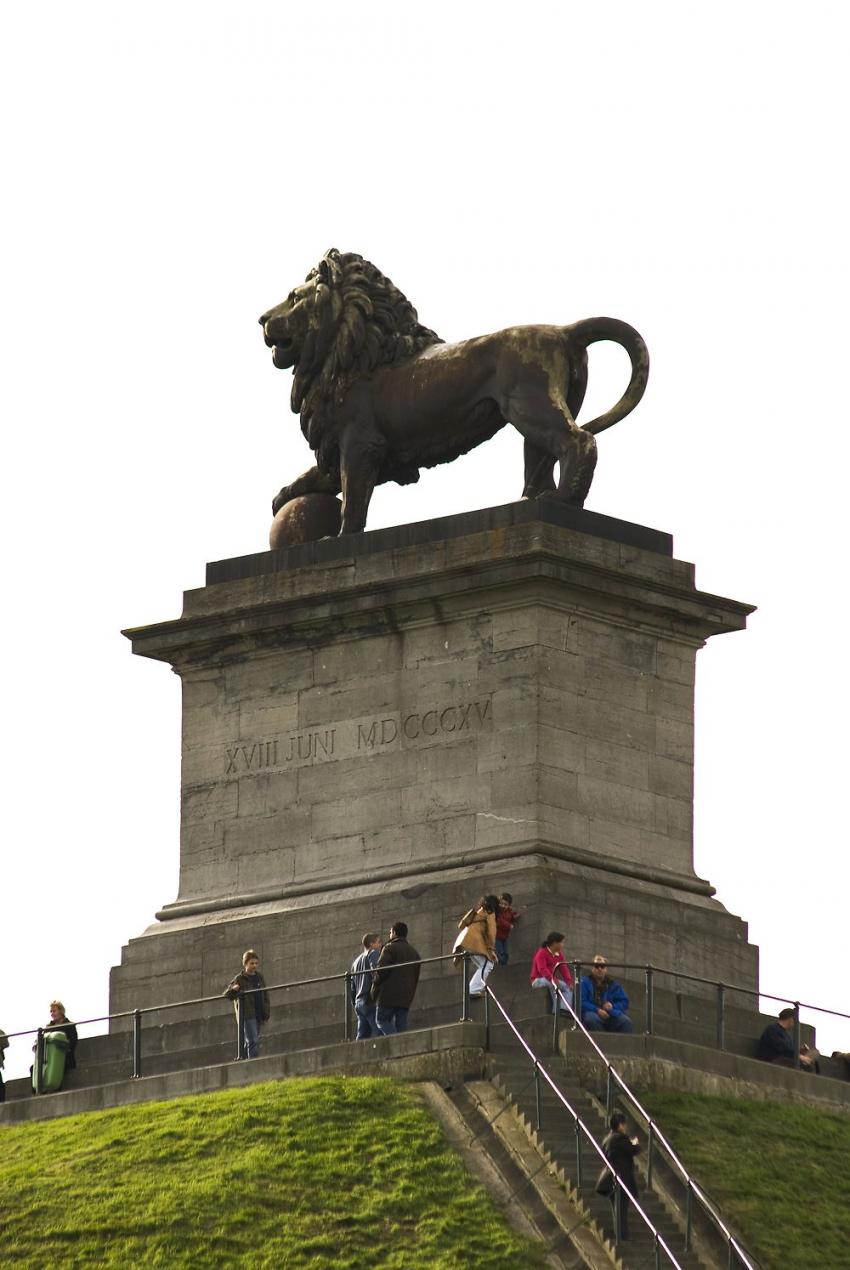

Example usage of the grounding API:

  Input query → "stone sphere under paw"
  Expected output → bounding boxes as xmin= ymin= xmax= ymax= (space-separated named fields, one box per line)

xmin=269 ymin=494 xmax=342 ymax=548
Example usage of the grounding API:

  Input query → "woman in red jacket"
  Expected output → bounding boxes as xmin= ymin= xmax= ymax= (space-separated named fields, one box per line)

xmin=530 ymin=932 xmax=574 ymax=1013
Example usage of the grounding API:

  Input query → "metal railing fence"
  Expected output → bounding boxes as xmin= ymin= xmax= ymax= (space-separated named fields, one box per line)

xmin=486 ymin=986 xmax=684 ymax=1268
xmin=568 ymin=959 xmax=850 ymax=1072
xmin=10 ymin=952 xmax=472 ymax=1091
xmin=10 ymin=953 xmax=848 ymax=1091
xmin=551 ymin=989 xmax=757 ymax=1270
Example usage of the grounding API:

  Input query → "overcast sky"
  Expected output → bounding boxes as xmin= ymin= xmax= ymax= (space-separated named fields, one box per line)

xmin=2 ymin=3 xmax=848 ymax=1076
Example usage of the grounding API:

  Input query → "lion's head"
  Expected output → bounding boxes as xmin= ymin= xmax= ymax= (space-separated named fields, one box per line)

xmin=260 ymin=249 xmax=442 ymax=426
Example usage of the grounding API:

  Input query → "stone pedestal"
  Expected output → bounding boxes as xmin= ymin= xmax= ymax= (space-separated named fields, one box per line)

xmin=111 ymin=500 xmax=756 ymax=1021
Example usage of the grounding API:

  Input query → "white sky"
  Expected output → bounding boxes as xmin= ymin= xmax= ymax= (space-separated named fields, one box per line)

xmin=2 ymin=3 xmax=848 ymax=1077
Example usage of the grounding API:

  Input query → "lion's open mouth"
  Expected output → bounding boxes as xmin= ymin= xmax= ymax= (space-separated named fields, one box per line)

xmin=272 ymin=341 xmax=294 ymax=369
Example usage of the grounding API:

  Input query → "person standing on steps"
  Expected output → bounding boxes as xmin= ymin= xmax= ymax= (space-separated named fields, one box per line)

xmin=453 ymin=896 xmax=499 ymax=996
xmin=603 ymin=1112 xmax=641 ymax=1241
xmin=580 ymin=956 xmax=634 ymax=1033
xmin=494 ymin=893 xmax=522 ymax=965
xmin=349 ymin=933 xmax=382 ymax=1040
xmin=371 ymin=922 xmax=421 ymax=1035
xmin=225 ymin=950 xmax=271 ymax=1059
xmin=530 ymin=932 xmax=574 ymax=1012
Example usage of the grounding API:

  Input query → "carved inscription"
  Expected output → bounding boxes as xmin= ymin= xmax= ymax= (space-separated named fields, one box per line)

xmin=225 ymin=730 xmax=336 ymax=775
xmin=357 ymin=699 xmax=492 ymax=750
xmin=224 ymin=696 xmax=492 ymax=778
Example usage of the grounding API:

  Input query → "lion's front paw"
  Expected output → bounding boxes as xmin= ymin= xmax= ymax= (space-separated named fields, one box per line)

xmin=272 ymin=487 xmax=293 ymax=516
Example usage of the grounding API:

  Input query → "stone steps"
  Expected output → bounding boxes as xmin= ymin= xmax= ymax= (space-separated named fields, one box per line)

xmin=489 ymin=1049 xmax=720 ymax=1269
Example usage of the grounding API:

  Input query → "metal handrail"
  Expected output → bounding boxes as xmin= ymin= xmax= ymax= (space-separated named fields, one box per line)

xmin=2 ymin=952 xmax=464 ymax=1042
xmin=486 ymin=986 xmax=684 ymax=1267
xmin=11 ymin=952 xmax=472 ymax=1079
xmin=570 ymin=958 xmax=850 ymax=1022
xmin=555 ymin=993 xmax=757 ymax=1270
xmin=8 ymin=955 xmax=846 ymax=1043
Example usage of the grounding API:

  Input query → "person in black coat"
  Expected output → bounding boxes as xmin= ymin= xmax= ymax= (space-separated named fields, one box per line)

xmin=371 ymin=922 xmax=421 ymax=1036
xmin=603 ymin=1112 xmax=641 ymax=1240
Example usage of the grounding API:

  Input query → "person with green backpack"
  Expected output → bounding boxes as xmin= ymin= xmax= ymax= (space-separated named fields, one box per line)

xmin=31 ymin=1001 xmax=78 ymax=1094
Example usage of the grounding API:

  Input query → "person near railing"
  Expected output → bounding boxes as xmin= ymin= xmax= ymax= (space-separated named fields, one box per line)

xmin=756 ymin=1007 xmax=819 ymax=1072
xmin=602 ymin=1112 xmax=642 ymax=1241
xmin=30 ymin=1001 xmax=78 ymax=1093
xmin=580 ymin=957 xmax=634 ymax=1033
xmin=224 ymin=950 xmax=270 ymax=1059
xmin=349 ymin=933 xmax=382 ymax=1040
xmin=530 ymin=932 xmax=574 ymax=1012
xmin=453 ymin=896 xmax=499 ymax=996
xmin=0 ymin=1024 xmax=8 ymax=1102
xmin=494 ymin=893 xmax=522 ymax=965
xmin=371 ymin=922 xmax=421 ymax=1035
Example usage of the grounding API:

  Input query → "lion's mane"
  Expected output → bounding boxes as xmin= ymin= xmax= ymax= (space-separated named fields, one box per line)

xmin=292 ymin=250 xmax=442 ymax=472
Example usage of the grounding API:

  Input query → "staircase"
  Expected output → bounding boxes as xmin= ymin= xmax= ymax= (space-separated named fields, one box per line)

xmin=482 ymin=1013 xmax=747 ymax=1270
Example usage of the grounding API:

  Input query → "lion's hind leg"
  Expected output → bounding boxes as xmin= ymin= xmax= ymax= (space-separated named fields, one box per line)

xmin=508 ymin=387 xmax=597 ymax=508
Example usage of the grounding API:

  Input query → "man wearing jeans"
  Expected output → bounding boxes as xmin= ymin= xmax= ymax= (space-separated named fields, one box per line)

xmin=580 ymin=956 xmax=634 ymax=1033
xmin=371 ymin=922 xmax=421 ymax=1035
xmin=225 ymin=950 xmax=271 ymax=1058
xmin=350 ymin=933 xmax=382 ymax=1040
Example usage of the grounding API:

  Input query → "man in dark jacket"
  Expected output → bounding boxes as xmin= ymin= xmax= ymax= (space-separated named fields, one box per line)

xmin=225 ymin=950 xmax=271 ymax=1059
xmin=757 ymin=1007 xmax=817 ymax=1070
xmin=371 ymin=922 xmax=421 ymax=1036
xmin=604 ymin=1112 xmax=641 ymax=1240
xmin=580 ymin=956 xmax=634 ymax=1033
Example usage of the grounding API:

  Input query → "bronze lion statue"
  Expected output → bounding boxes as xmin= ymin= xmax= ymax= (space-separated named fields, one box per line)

xmin=260 ymin=249 xmax=649 ymax=535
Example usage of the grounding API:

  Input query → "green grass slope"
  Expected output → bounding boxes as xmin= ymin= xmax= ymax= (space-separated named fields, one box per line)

xmin=642 ymin=1089 xmax=850 ymax=1270
xmin=0 ymin=1077 xmax=547 ymax=1269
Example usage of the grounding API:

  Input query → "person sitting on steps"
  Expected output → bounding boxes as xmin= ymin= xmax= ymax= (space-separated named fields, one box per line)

xmin=530 ymin=932 xmax=574 ymax=1013
xmin=580 ymin=956 xmax=634 ymax=1033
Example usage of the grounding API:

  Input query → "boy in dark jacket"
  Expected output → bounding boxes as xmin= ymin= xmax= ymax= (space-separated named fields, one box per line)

xmin=371 ymin=922 xmax=421 ymax=1036
xmin=225 ymin=950 xmax=271 ymax=1059
xmin=603 ymin=1112 xmax=641 ymax=1240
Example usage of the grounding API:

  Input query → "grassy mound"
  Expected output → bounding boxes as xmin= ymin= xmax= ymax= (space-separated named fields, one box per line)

xmin=642 ymin=1089 xmax=850 ymax=1269
xmin=0 ymin=1077 xmax=546 ymax=1268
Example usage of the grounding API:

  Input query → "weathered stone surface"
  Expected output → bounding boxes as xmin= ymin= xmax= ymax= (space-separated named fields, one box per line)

xmin=113 ymin=504 xmax=757 ymax=1025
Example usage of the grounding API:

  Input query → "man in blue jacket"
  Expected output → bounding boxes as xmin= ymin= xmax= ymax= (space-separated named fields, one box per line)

xmin=580 ymin=956 xmax=634 ymax=1033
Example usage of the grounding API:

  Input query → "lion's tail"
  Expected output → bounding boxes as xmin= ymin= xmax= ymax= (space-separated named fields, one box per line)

xmin=569 ymin=317 xmax=649 ymax=435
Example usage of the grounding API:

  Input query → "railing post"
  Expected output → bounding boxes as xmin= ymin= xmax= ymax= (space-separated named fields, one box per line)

xmin=132 ymin=1009 xmax=143 ymax=1079
xmin=236 ymin=993 xmax=245 ymax=1060
xmin=605 ymin=1064 xmax=614 ymax=1117
xmin=654 ymin=1230 xmax=661 ymax=1270
xmin=645 ymin=965 xmax=654 ymax=1035
xmin=574 ymin=1117 xmax=583 ymax=1188
xmin=461 ymin=953 xmax=471 ymax=1022
xmin=552 ymin=987 xmax=560 ymax=1055
xmin=685 ymin=1180 xmax=694 ymax=1251
xmin=647 ymin=1119 xmax=654 ymax=1190
xmin=343 ymin=972 xmax=352 ymax=1042
xmin=484 ymin=988 xmax=491 ymax=1050
xmin=534 ymin=1061 xmax=542 ymax=1131
xmin=716 ymin=982 xmax=726 ymax=1051
xmin=728 ymin=1234 xmax=735 ymax=1268
xmin=792 ymin=1002 xmax=801 ymax=1071
xmin=34 ymin=1028 xmax=44 ymax=1095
